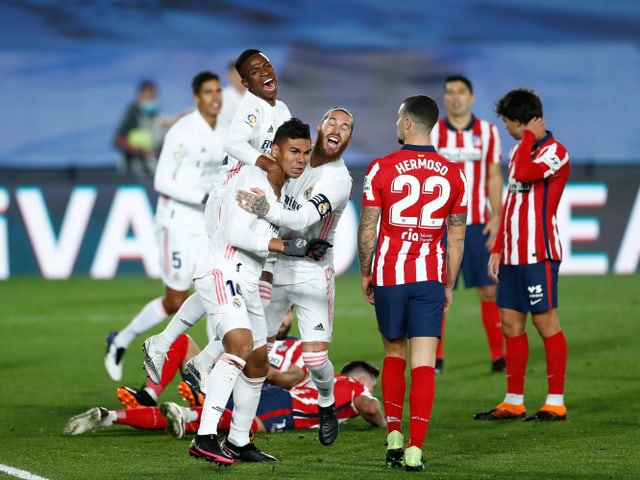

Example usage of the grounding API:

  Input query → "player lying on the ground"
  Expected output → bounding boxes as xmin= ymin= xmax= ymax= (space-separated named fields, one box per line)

xmin=116 ymin=309 xmax=305 ymax=411
xmin=64 ymin=360 xmax=385 ymax=437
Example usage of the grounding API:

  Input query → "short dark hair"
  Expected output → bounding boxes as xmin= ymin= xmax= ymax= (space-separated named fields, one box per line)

xmin=402 ymin=95 xmax=439 ymax=131
xmin=494 ymin=88 xmax=543 ymax=123
xmin=191 ymin=71 xmax=220 ymax=95
xmin=137 ymin=79 xmax=156 ymax=92
xmin=235 ymin=49 xmax=263 ymax=76
xmin=273 ymin=117 xmax=310 ymax=146
xmin=340 ymin=360 xmax=380 ymax=378
xmin=445 ymin=74 xmax=473 ymax=94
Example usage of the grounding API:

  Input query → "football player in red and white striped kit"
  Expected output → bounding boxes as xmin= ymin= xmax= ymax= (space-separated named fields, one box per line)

xmin=430 ymin=75 xmax=505 ymax=373
xmin=358 ymin=95 xmax=468 ymax=471
xmin=474 ymin=88 xmax=570 ymax=422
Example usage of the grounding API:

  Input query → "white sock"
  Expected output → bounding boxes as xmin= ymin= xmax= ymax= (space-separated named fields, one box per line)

xmin=504 ymin=393 xmax=524 ymax=405
xmin=545 ymin=394 xmax=564 ymax=406
xmin=185 ymin=407 xmax=199 ymax=423
xmin=101 ymin=410 xmax=117 ymax=427
xmin=143 ymin=387 xmax=158 ymax=403
xmin=158 ymin=293 xmax=205 ymax=347
xmin=200 ymin=340 xmax=225 ymax=365
xmin=302 ymin=351 xmax=335 ymax=407
xmin=117 ymin=297 xmax=168 ymax=349
xmin=197 ymin=353 xmax=245 ymax=435
xmin=228 ymin=373 xmax=266 ymax=447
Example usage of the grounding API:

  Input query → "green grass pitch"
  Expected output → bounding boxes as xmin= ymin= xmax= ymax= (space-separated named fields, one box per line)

xmin=0 ymin=274 xmax=638 ymax=479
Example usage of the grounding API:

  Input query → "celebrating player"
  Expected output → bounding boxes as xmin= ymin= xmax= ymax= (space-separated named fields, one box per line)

xmin=235 ymin=107 xmax=355 ymax=446
xmin=104 ymin=71 xmax=227 ymax=382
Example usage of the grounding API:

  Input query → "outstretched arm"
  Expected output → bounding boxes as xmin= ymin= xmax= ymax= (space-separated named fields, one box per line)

xmin=354 ymin=394 xmax=386 ymax=427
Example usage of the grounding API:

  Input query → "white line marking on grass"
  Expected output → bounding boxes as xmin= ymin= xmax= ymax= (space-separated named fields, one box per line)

xmin=0 ymin=464 xmax=50 ymax=480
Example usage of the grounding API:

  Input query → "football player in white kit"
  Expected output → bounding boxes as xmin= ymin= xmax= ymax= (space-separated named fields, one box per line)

xmin=235 ymin=107 xmax=355 ymax=446
xmin=187 ymin=118 xmax=331 ymax=465
xmin=142 ymin=49 xmax=294 ymax=379
xmin=104 ymin=71 xmax=228 ymax=382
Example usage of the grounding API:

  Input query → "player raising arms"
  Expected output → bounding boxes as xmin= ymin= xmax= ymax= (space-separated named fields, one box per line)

xmin=358 ymin=95 xmax=468 ymax=471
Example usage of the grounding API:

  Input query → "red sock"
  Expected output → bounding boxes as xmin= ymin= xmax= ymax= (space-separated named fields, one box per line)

xmin=481 ymin=301 xmax=504 ymax=361
xmin=114 ymin=407 xmax=167 ymax=429
xmin=408 ymin=366 xmax=435 ymax=450
xmin=382 ymin=356 xmax=406 ymax=433
xmin=505 ymin=333 xmax=528 ymax=395
xmin=436 ymin=313 xmax=446 ymax=360
xmin=543 ymin=331 xmax=567 ymax=395
xmin=146 ymin=334 xmax=189 ymax=397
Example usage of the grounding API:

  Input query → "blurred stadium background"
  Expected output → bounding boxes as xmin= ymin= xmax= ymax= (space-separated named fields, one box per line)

xmin=1 ymin=0 xmax=639 ymax=278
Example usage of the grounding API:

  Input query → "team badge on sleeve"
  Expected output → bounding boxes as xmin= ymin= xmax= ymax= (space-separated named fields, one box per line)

xmin=309 ymin=194 xmax=332 ymax=218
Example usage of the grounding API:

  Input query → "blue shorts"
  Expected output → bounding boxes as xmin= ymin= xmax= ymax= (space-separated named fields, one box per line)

xmin=496 ymin=261 xmax=559 ymax=313
xmin=373 ymin=281 xmax=444 ymax=339
xmin=227 ymin=383 xmax=294 ymax=433
xmin=459 ymin=224 xmax=495 ymax=288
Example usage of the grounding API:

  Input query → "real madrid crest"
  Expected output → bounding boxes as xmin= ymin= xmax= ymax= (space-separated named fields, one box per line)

xmin=304 ymin=187 xmax=314 ymax=200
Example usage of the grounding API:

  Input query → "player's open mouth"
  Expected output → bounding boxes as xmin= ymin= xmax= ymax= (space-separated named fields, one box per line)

xmin=263 ymin=78 xmax=276 ymax=92
xmin=327 ymin=135 xmax=340 ymax=146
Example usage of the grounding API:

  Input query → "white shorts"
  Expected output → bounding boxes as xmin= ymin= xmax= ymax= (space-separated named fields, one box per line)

xmin=194 ymin=266 xmax=267 ymax=349
xmin=266 ymin=265 xmax=335 ymax=343
xmin=155 ymin=224 xmax=207 ymax=291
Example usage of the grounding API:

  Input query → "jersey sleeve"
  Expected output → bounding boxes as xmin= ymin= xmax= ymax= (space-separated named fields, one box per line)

xmin=362 ymin=160 xmax=382 ymax=207
xmin=224 ymin=170 xmax=275 ymax=256
xmin=153 ymin=124 xmax=208 ymax=205
xmin=266 ymin=174 xmax=352 ymax=230
xmin=512 ymin=130 xmax=568 ymax=182
xmin=224 ymin=104 xmax=262 ymax=166
xmin=488 ymin=123 xmax=502 ymax=165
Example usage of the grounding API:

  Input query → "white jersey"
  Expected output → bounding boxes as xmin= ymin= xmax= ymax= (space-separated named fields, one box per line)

xmin=217 ymin=85 xmax=245 ymax=128
xmin=224 ymin=91 xmax=291 ymax=173
xmin=195 ymin=164 xmax=279 ymax=280
xmin=154 ymin=109 xmax=229 ymax=232
xmin=267 ymin=158 xmax=352 ymax=283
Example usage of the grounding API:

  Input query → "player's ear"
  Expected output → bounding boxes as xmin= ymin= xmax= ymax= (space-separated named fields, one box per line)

xmin=271 ymin=143 xmax=280 ymax=159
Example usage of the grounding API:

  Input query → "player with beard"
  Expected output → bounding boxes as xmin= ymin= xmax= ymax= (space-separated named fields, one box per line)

xmin=235 ymin=107 xmax=355 ymax=446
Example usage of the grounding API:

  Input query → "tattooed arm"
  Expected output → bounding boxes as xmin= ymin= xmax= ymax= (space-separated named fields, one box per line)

xmin=444 ymin=212 xmax=467 ymax=311
xmin=357 ymin=205 xmax=381 ymax=305
xmin=237 ymin=188 xmax=270 ymax=216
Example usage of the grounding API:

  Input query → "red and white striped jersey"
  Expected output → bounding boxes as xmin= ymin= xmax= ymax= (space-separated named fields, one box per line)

xmin=268 ymin=338 xmax=306 ymax=378
xmin=290 ymin=375 xmax=373 ymax=429
xmin=362 ymin=145 xmax=468 ymax=286
xmin=430 ymin=116 xmax=502 ymax=225
xmin=492 ymin=130 xmax=570 ymax=265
